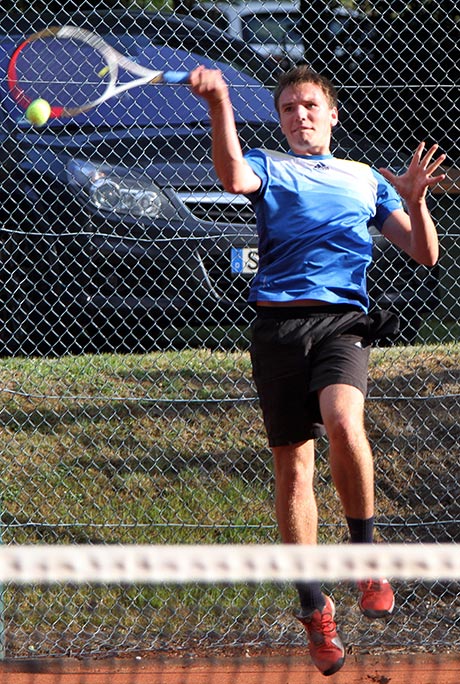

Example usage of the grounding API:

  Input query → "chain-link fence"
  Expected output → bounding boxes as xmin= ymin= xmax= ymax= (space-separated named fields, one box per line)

xmin=0 ymin=0 xmax=459 ymax=660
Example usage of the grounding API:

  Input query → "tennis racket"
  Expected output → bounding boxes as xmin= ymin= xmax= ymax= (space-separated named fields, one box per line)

xmin=7 ymin=25 xmax=190 ymax=119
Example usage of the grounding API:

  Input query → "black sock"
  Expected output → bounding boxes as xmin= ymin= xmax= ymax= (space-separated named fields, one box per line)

xmin=346 ymin=515 xmax=374 ymax=544
xmin=295 ymin=581 xmax=326 ymax=615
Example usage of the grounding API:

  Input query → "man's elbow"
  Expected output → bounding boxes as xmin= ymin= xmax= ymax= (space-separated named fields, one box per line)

xmin=416 ymin=248 xmax=439 ymax=267
xmin=221 ymin=178 xmax=248 ymax=195
xmin=425 ymin=253 xmax=439 ymax=268
xmin=217 ymin=162 xmax=259 ymax=195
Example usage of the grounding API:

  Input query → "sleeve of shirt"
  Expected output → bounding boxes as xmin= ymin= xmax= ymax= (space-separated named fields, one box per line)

xmin=243 ymin=149 xmax=269 ymax=201
xmin=371 ymin=168 xmax=404 ymax=231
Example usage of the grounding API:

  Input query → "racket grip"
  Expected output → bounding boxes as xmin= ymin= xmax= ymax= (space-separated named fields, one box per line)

xmin=162 ymin=71 xmax=189 ymax=84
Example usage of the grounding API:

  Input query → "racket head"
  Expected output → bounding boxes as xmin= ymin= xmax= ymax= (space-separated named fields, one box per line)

xmin=7 ymin=26 xmax=121 ymax=118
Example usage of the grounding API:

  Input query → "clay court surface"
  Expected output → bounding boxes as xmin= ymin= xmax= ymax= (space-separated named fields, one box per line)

xmin=1 ymin=653 xmax=459 ymax=684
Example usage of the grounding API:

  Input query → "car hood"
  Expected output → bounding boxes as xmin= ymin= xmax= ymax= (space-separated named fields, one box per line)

xmin=0 ymin=40 xmax=277 ymax=128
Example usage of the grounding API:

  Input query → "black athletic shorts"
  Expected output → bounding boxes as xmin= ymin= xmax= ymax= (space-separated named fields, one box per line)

xmin=250 ymin=306 xmax=398 ymax=447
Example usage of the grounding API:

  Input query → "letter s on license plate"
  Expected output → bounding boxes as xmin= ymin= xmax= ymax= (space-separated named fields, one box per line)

xmin=231 ymin=247 xmax=259 ymax=275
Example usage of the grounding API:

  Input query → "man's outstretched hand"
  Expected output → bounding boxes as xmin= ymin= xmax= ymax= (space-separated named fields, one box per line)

xmin=379 ymin=142 xmax=446 ymax=206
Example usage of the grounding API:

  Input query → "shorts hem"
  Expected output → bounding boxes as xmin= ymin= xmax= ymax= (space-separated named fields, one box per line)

xmin=311 ymin=375 xmax=368 ymax=397
xmin=268 ymin=424 xmax=327 ymax=448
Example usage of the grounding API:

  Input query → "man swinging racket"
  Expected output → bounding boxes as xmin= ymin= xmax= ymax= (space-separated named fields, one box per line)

xmin=189 ymin=63 xmax=445 ymax=676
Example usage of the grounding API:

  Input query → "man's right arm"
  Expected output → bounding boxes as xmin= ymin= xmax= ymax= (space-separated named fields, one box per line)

xmin=189 ymin=66 xmax=261 ymax=195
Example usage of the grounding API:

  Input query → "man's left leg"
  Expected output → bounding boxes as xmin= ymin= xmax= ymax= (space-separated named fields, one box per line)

xmin=319 ymin=383 xmax=395 ymax=618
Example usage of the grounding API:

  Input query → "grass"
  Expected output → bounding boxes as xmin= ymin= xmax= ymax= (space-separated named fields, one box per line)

xmin=416 ymin=315 xmax=460 ymax=345
xmin=1 ymin=342 xmax=459 ymax=545
xmin=0 ymin=341 xmax=459 ymax=656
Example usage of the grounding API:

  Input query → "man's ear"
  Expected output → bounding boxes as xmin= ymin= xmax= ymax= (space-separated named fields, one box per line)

xmin=331 ymin=107 xmax=339 ymax=128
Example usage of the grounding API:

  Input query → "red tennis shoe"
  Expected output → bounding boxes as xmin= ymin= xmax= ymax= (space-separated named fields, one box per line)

xmin=358 ymin=579 xmax=395 ymax=618
xmin=296 ymin=595 xmax=345 ymax=676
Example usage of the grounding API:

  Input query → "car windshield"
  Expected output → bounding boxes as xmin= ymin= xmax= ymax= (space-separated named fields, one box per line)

xmin=242 ymin=11 xmax=303 ymax=46
xmin=98 ymin=18 xmax=274 ymax=86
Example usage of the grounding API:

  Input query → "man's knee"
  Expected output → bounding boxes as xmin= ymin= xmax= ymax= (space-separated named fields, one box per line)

xmin=273 ymin=442 xmax=315 ymax=484
xmin=319 ymin=384 xmax=366 ymax=441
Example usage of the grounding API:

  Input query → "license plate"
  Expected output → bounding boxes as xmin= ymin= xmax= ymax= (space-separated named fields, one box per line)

xmin=231 ymin=247 xmax=259 ymax=275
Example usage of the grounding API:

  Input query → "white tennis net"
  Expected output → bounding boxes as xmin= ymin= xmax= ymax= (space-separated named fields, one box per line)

xmin=0 ymin=543 xmax=459 ymax=684
xmin=1 ymin=542 xmax=459 ymax=583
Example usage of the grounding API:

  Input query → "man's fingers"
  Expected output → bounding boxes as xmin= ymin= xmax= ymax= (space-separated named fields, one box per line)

xmin=426 ymin=153 xmax=447 ymax=176
xmin=426 ymin=172 xmax=447 ymax=186
xmin=378 ymin=167 xmax=395 ymax=182
xmin=409 ymin=141 xmax=426 ymax=168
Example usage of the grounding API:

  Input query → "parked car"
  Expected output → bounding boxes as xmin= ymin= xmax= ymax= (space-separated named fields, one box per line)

xmin=192 ymin=1 xmax=376 ymax=77
xmin=195 ymin=2 xmax=304 ymax=64
xmin=0 ymin=9 xmax=439 ymax=355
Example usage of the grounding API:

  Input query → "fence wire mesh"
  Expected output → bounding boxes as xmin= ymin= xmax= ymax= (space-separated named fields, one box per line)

xmin=0 ymin=0 xmax=459 ymax=661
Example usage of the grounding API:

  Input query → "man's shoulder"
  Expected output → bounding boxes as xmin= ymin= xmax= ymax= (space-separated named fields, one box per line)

xmin=250 ymin=150 xmax=373 ymax=170
xmin=329 ymin=157 xmax=378 ymax=182
xmin=331 ymin=156 xmax=372 ymax=170
xmin=246 ymin=148 xmax=291 ymax=161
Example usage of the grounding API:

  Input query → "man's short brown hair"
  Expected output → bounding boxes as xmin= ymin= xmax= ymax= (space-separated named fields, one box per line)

xmin=273 ymin=65 xmax=338 ymax=112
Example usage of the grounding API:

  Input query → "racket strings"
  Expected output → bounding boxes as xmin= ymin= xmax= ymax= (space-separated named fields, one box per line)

xmin=11 ymin=37 xmax=113 ymax=109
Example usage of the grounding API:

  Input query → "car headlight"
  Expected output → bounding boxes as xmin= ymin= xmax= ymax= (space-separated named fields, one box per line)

xmin=66 ymin=159 xmax=172 ymax=218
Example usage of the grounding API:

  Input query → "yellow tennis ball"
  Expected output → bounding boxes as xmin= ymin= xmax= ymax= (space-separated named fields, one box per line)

xmin=25 ymin=98 xmax=51 ymax=126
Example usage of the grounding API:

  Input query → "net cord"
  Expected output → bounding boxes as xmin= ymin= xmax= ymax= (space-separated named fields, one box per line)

xmin=0 ymin=544 xmax=459 ymax=584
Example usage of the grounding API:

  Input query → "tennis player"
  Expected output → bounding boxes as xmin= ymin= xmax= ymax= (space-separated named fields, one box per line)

xmin=190 ymin=64 xmax=445 ymax=677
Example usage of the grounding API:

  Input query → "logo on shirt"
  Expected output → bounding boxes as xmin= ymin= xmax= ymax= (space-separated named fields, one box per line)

xmin=313 ymin=162 xmax=329 ymax=171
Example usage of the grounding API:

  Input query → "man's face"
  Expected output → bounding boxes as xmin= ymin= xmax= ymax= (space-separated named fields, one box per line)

xmin=278 ymin=82 xmax=339 ymax=156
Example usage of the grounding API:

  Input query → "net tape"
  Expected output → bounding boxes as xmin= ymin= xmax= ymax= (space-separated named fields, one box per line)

xmin=1 ymin=543 xmax=459 ymax=584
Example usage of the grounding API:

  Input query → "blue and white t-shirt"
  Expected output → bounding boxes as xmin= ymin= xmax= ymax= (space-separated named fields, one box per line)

xmin=244 ymin=149 xmax=403 ymax=312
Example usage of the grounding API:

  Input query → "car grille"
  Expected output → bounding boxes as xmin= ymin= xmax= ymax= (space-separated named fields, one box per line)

xmin=88 ymin=245 xmax=178 ymax=300
xmin=178 ymin=191 xmax=256 ymax=225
